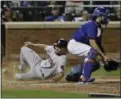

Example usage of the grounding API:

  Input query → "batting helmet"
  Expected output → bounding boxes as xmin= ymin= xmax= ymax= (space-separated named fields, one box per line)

xmin=54 ymin=38 xmax=68 ymax=48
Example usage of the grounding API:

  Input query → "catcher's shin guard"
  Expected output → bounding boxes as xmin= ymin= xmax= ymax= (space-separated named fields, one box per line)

xmin=81 ymin=61 xmax=95 ymax=81
xmin=81 ymin=48 xmax=100 ymax=82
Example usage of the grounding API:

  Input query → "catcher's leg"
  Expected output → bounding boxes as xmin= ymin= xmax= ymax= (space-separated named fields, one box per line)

xmin=67 ymin=39 xmax=91 ymax=57
xmin=81 ymin=48 xmax=100 ymax=82
xmin=68 ymin=39 xmax=99 ymax=82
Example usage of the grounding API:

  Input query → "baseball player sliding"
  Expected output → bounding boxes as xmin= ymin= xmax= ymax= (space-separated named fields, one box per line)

xmin=14 ymin=39 xmax=68 ymax=82
xmin=67 ymin=6 xmax=112 ymax=83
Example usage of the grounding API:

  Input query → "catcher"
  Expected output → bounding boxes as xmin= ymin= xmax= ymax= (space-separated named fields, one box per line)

xmin=14 ymin=38 xmax=68 ymax=82
xmin=67 ymin=6 xmax=119 ymax=84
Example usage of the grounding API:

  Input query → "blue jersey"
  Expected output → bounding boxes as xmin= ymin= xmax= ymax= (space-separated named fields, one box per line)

xmin=73 ymin=20 xmax=102 ymax=45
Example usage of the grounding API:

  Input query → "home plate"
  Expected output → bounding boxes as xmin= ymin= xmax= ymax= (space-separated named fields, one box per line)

xmin=88 ymin=93 xmax=120 ymax=98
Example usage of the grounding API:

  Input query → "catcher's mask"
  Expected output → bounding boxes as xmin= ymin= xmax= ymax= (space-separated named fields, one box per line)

xmin=92 ymin=6 xmax=109 ymax=25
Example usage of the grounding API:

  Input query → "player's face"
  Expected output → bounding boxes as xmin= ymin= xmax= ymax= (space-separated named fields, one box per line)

xmin=54 ymin=46 xmax=60 ymax=53
xmin=96 ymin=15 xmax=104 ymax=24
xmin=60 ymin=48 xmax=67 ymax=54
xmin=54 ymin=46 xmax=67 ymax=54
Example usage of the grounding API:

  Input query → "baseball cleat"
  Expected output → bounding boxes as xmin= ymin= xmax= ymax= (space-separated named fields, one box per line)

xmin=14 ymin=65 xmax=25 ymax=73
xmin=88 ymin=78 xmax=95 ymax=82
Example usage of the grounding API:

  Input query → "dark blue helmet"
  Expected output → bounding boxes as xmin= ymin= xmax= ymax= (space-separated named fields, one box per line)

xmin=54 ymin=38 xmax=68 ymax=48
xmin=92 ymin=6 xmax=109 ymax=25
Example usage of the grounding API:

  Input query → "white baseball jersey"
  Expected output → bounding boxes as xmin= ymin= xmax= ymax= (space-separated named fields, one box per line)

xmin=38 ymin=46 xmax=67 ymax=78
xmin=15 ymin=46 xmax=67 ymax=80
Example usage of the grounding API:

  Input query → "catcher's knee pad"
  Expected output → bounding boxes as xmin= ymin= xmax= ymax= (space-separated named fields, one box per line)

xmin=87 ymin=48 xmax=102 ymax=62
xmin=87 ymin=48 xmax=98 ymax=60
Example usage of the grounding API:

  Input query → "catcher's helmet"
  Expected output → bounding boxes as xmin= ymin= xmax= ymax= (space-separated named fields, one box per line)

xmin=54 ymin=38 xmax=68 ymax=48
xmin=92 ymin=6 xmax=109 ymax=25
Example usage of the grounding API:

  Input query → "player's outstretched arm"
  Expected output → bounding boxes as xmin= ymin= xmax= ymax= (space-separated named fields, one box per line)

xmin=24 ymin=41 xmax=48 ymax=49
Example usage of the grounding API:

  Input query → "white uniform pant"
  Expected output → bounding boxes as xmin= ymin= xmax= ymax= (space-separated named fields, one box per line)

xmin=15 ymin=46 xmax=43 ymax=80
xmin=67 ymin=39 xmax=91 ymax=62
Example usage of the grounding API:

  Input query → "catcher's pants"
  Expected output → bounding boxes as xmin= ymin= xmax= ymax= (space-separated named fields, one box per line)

xmin=68 ymin=39 xmax=99 ymax=81
xmin=67 ymin=39 xmax=91 ymax=59
xmin=15 ymin=46 xmax=44 ymax=80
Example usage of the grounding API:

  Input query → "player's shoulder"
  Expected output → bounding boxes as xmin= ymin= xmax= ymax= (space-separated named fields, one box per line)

xmin=85 ymin=20 xmax=96 ymax=25
xmin=84 ymin=20 xmax=97 ymax=28
xmin=45 ymin=45 xmax=54 ymax=51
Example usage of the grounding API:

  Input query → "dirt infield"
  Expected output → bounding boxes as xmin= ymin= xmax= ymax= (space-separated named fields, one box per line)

xmin=2 ymin=75 xmax=120 ymax=94
xmin=2 ymin=55 xmax=120 ymax=95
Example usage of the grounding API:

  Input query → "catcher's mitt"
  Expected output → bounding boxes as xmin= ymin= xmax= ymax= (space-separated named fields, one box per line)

xmin=104 ymin=60 xmax=120 ymax=72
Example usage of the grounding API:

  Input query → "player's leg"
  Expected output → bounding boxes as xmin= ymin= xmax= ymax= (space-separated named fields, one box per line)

xmin=68 ymin=39 xmax=99 ymax=82
xmin=15 ymin=71 xmax=42 ymax=80
xmin=15 ymin=63 xmax=44 ymax=80
xmin=81 ymin=48 xmax=99 ymax=82
xmin=20 ymin=46 xmax=42 ymax=70
xmin=15 ymin=48 xmax=28 ymax=72
xmin=67 ymin=39 xmax=91 ymax=57
xmin=15 ymin=46 xmax=43 ymax=80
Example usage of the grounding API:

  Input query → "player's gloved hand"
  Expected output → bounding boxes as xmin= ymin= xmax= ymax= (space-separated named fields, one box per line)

xmin=104 ymin=59 xmax=120 ymax=72
xmin=24 ymin=42 xmax=33 ymax=46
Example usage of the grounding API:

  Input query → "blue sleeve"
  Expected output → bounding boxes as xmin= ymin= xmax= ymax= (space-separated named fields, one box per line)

xmin=86 ymin=22 xmax=97 ymax=39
